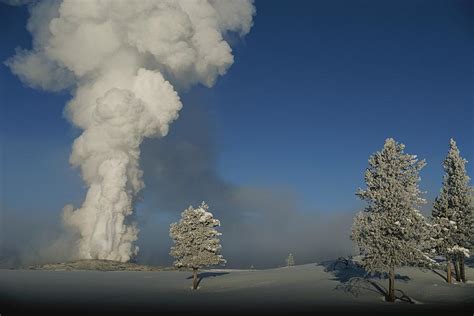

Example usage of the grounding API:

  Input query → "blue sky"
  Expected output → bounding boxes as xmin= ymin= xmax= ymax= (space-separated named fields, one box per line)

xmin=1 ymin=0 xmax=473 ymax=219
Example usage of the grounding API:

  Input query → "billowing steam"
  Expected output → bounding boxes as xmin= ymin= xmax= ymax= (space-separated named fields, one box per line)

xmin=7 ymin=0 xmax=255 ymax=262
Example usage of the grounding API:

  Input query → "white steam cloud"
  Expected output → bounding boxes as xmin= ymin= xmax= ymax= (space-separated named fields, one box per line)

xmin=7 ymin=0 xmax=255 ymax=262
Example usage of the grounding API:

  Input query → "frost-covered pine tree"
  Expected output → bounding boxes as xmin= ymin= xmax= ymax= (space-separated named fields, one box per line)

xmin=352 ymin=138 xmax=435 ymax=302
xmin=286 ymin=253 xmax=295 ymax=267
xmin=169 ymin=202 xmax=226 ymax=290
xmin=431 ymin=139 xmax=472 ymax=283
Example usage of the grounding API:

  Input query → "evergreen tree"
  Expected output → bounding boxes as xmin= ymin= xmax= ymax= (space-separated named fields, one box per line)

xmin=352 ymin=138 xmax=434 ymax=302
xmin=286 ymin=253 xmax=295 ymax=267
xmin=432 ymin=139 xmax=472 ymax=283
xmin=169 ymin=202 xmax=226 ymax=289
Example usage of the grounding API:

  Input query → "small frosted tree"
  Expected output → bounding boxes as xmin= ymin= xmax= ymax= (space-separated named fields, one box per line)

xmin=286 ymin=253 xmax=295 ymax=267
xmin=352 ymin=138 xmax=434 ymax=302
xmin=431 ymin=139 xmax=472 ymax=283
xmin=169 ymin=202 xmax=226 ymax=290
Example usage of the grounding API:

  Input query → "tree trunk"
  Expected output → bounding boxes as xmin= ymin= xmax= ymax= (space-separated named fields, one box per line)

xmin=453 ymin=258 xmax=461 ymax=282
xmin=386 ymin=268 xmax=395 ymax=302
xmin=459 ymin=254 xmax=466 ymax=282
xmin=446 ymin=261 xmax=452 ymax=284
xmin=192 ymin=268 xmax=198 ymax=290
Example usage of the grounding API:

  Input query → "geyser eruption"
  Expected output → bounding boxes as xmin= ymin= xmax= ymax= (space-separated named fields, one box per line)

xmin=7 ymin=0 xmax=255 ymax=262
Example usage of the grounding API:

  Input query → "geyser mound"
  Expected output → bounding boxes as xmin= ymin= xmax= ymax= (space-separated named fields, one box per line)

xmin=29 ymin=259 xmax=170 ymax=272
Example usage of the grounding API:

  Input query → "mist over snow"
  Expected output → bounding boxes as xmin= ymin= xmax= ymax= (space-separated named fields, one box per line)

xmin=136 ymin=102 xmax=357 ymax=268
xmin=5 ymin=0 xmax=255 ymax=262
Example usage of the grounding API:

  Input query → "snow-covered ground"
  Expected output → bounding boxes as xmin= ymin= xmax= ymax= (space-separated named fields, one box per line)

xmin=1 ymin=262 xmax=473 ymax=315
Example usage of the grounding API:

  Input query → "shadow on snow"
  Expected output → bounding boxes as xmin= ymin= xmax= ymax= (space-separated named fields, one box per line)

xmin=186 ymin=271 xmax=230 ymax=288
xmin=319 ymin=256 xmax=414 ymax=304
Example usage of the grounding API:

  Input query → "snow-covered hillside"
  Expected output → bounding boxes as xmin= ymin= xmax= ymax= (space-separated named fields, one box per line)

xmin=1 ymin=261 xmax=473 ymax=315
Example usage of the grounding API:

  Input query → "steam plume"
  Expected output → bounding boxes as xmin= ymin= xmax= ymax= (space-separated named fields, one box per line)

xmin=6 ymin=0 xmax=255 ymax=262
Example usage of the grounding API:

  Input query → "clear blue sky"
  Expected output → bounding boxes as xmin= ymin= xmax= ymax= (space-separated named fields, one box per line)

xmin=1 ymin=0 xmax=473 ymax=218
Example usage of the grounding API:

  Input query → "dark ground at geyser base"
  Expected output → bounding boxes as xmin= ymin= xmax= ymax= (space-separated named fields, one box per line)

xmin=1 ymin=259 xmax=473 ymax=316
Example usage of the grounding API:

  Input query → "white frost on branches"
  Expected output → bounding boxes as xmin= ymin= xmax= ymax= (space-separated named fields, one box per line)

xmin=447 ymin=246 xmax=470 ymax=258
xmin=431 ymin=139 xmax=472 ymax=260
xmin=169 ymin=202 xmax=226 ymax=269
xmin=352 ymin=138 xmax=435 ymax=273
